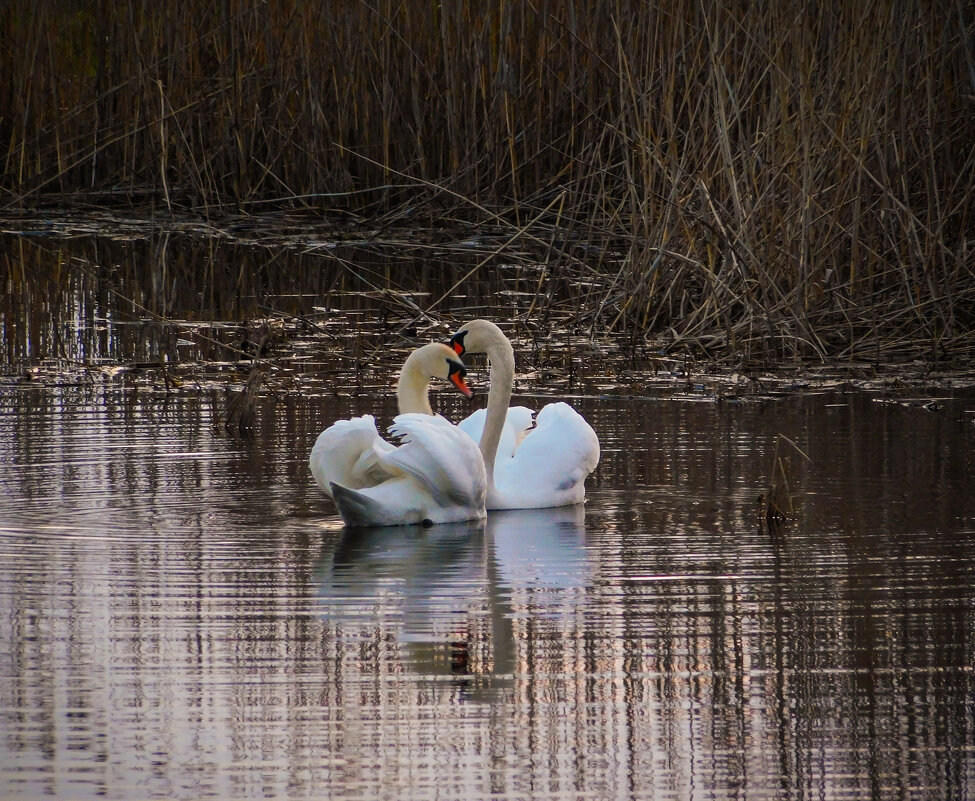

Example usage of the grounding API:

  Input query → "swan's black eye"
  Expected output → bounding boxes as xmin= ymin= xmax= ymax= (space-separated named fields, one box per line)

xmin=448 ymin=330 xmax=467 ymax=356
xmin=446 ymin=360 xmax=466 ymax=378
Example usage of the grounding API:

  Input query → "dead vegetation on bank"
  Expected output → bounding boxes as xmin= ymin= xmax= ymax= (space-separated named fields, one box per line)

xmin=2 ymin=1 xmax=974 ymax=366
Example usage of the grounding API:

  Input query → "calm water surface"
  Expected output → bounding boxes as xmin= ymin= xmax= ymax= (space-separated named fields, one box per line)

xmin=1 ymin=384 xmax=973 ymax=800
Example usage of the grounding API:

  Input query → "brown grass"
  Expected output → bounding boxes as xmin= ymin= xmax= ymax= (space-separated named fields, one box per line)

xmin=2 ymin=1 xmax=973 ymax=365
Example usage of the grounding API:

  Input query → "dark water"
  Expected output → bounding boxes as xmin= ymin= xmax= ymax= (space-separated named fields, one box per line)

xmin=2 ymin=226 xmax=974 ymax=799
xmin=1 ymin=384 xmax=973 ymax=800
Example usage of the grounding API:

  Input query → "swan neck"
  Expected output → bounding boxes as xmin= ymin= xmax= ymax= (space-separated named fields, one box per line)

xmin=396 ymin=355 xmax=434 ymax=415
xmin=479 ymin=340 xmax=515 ymax=483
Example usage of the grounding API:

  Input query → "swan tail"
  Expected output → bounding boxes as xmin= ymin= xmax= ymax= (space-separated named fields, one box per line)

xmin=330 ymin=479 xmax=482 ymax=528
xmin=329 ymin=482 xmax=400 ymax=528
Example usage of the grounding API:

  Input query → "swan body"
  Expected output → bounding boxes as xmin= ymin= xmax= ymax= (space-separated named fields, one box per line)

xmin=309 ymin=343 xmax=487 ymax=527
xmin=448 ymin=320 xmax=600 ymax=510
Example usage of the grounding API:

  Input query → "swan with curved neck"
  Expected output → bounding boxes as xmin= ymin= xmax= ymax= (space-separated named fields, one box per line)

xmin=448 ymin=320 xmax=599 ymax=509
xmin=309 ymin=343 xmax=487 ymax=527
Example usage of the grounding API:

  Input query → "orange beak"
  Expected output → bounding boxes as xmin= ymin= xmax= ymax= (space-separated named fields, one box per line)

xmin=450 ymin=341 xmax=464 ymax=356
xmin=450 ymin=372 xmax=473 ymax=398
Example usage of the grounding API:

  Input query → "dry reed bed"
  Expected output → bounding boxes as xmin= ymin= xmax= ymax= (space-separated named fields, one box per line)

xmin=2 ymin=1 xmax=973 ymax=366
xmin=6 ymin=231 xmax=974 ymax=406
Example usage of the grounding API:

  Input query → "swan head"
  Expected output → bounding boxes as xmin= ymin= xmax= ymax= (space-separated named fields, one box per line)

xmin=402 ymin=342 xmax=473 ymax=399
xmin=447 ymin=319 xmax=509 ymax=359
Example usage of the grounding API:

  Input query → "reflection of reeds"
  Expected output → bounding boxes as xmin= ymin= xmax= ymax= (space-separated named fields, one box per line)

xmin=2 ymin=2 xmax=972 ymax=364
xmin=761 ymin=434 xmax=812 ymax=526
xmin=222 ymin=365 xmax=267 ymax=435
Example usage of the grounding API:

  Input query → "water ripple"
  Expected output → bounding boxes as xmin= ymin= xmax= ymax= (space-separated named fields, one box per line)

xmin=1 ymin=386 xmax=974 ymax=800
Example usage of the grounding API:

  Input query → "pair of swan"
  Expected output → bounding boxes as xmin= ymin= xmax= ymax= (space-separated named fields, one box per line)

xmin=309 ymin=320 xmax=600 ymax=527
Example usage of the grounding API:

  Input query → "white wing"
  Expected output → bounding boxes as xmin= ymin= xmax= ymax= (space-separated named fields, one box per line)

xmin=309 ymin=415 xmax=399 ymax=498
xmin=381 ymin=414 xmax=487 ymax=509
xmin=491 ymin=402 xmax=600 ymax=510
xmin=458 ymin=405 xmax=535 ymax=459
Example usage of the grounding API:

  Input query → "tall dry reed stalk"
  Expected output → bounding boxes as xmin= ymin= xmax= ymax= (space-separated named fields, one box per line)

xmin=2 ymin=0 xmax=972 ymax=363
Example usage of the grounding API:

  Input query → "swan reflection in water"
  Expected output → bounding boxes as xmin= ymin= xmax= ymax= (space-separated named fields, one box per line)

xmin=488 ymin=504 xmax=590 ymax=606
xmin=314 ymin=517 xmax=489 ymax=646
xmin=313 ymin=504 xmax=591 ymax=675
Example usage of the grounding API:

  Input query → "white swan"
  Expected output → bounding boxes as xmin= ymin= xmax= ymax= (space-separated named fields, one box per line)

xmin=309 ymin=343 xmax=487 ymax=527
xmin=447 ymin=320 xmax=600 ymax=509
